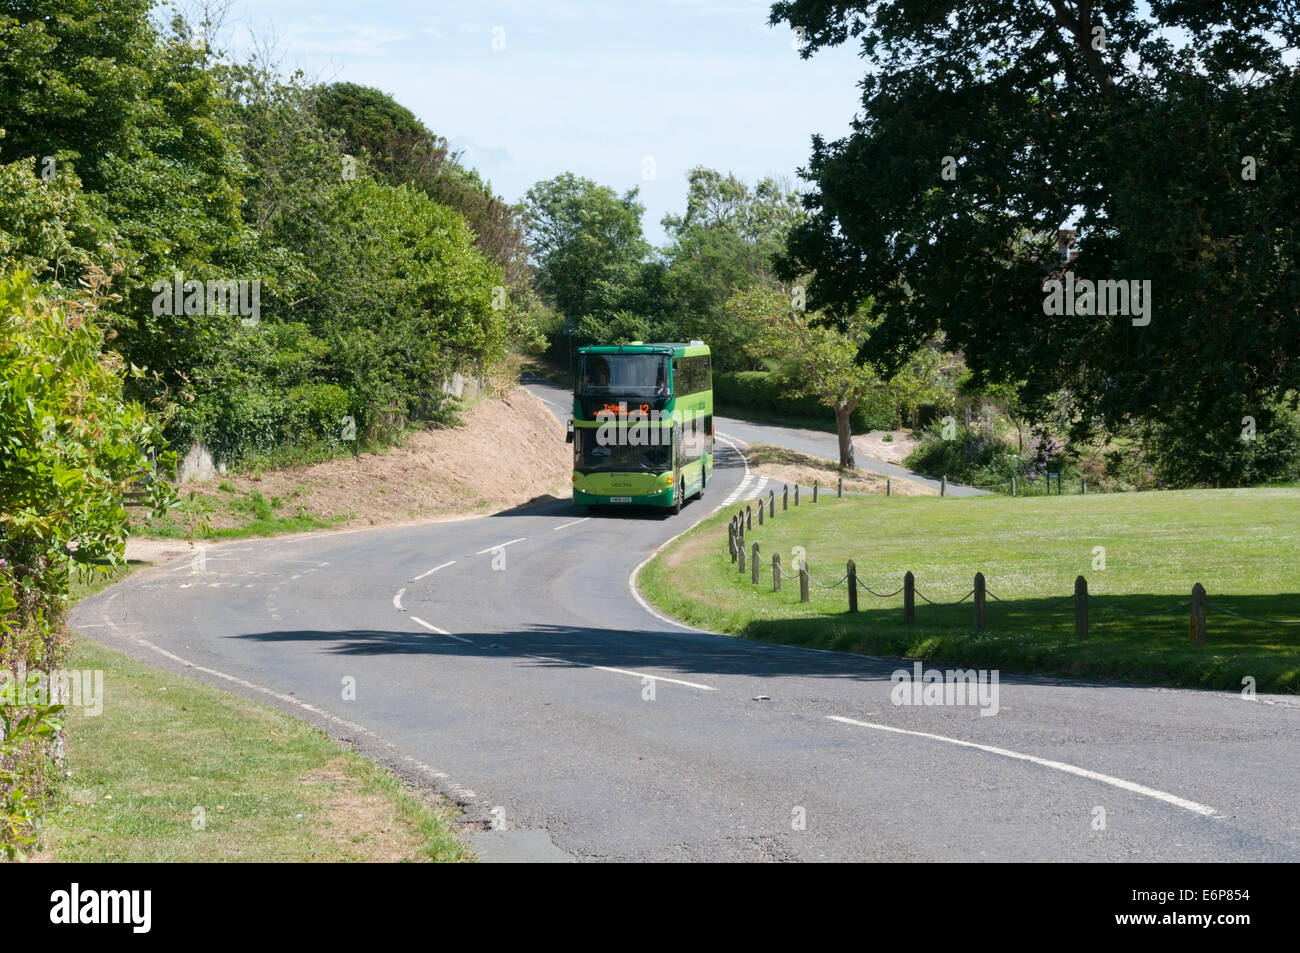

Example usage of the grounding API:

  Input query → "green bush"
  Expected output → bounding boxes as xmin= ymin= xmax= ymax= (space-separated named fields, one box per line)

xmin=0 ymin=269 xmax=174 ymax=857
xmin=283 ymin=383 xmax=351 ymax=446
xmin=904 ymin=424 xmax=1029 ymax=487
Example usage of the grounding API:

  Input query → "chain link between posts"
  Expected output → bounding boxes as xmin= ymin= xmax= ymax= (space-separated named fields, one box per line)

xmin=724 ymin=483 xmax=1300 ymax=632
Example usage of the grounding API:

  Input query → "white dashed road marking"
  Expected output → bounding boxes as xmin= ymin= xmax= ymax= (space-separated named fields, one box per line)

xmin=475 ymin=537 xmax=527 ymax=555
xmin=409 ymin=615 xmax=473 ymax=643
xmin=412 ymin=560 xmax=455 ymax=581
xmin=715 ymin=434 xmax=752 ymax=509
xmin=95 ymin=593 xmax=482 ymax=806
xmin=524 ymin=654 xmax=715 ymax=691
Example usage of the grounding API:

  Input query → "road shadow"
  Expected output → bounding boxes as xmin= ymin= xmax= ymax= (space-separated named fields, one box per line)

xmin=224 ymin=620 xmax=1169 ymax=690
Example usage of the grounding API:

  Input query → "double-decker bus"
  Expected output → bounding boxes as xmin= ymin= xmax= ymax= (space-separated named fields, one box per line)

xmin=567 ymin=341 xmax=713 ymax=513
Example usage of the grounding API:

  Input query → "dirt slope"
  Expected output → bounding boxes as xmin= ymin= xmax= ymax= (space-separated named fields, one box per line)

xmin=184 ymin=386 xmax=572 ymax=530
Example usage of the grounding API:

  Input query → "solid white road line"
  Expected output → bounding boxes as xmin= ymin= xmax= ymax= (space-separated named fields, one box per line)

xmin=94 ymin=594 xmax=482 ymax=805
xmin=393 ymin=588 xmax=406 ymax=611
xmin=409 ymin=615 xmax=473 ymax=643
xmin=525 ymin=654 xmax=715 ymax=691
xmin=475 ymin=537 xmax=527 ymax=555
xmin=826 ymin=715 xmax=1218 ymax=817
xmin=552 ymin=517 xmax=590 ymax=532
xmin=412 ymin=560 xmax=456 ymax=581
xmin=624 ymin=434 xmax=751 ymax=634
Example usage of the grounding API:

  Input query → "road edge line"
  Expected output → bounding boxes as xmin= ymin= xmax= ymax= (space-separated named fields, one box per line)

xmin=627 ymin=436 xmax=750 ymax=635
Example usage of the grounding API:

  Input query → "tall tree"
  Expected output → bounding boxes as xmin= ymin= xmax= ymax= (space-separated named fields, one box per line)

xmin=661 ymin=168 xmax=805 ymax=366
xmin=770 ymin=0 xmax=1300 ymax=484
xmin=522 ymin=172 xmax=650 ymax=321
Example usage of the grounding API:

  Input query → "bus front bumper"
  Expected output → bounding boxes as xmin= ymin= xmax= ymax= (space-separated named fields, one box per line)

xmin=573 ymin=487 xmax=675 ymax=507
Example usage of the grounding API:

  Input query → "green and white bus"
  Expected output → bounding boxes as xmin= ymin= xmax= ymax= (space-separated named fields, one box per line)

xmin=567 ymin=341 xmax=713 ymax=513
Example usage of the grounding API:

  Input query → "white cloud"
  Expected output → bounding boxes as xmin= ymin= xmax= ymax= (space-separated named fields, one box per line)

xmin=283 ymin=21 xmax=408 ymax=57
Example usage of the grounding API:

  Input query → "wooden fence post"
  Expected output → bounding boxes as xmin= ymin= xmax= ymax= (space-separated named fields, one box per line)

xmin=886 ymin=477 xmax=892 ymax=496
xmin=848 ymin=560 xmax=858 ymax=613
xmin=773 ymin=553 xmax=781 ymax=592
xmin=728 ymin=523 xmax=737 ymax=562
xmin=758 ymin=502 xmax=764 ymax=525
xmin=813 ymin=480 xmax=818 ymax=502
xmin=783 ymin=484 xmax=788 ymax=511
xmin=904 ymin=571 xmax=915 ymax=624
xmin=974 ymin=572 xmax=986 ymax=631
xmin=1074 ymin=575 xmax=1088 ymax=639
xmin=751 ymin=544 xmax=760 ymax=584
xmin=769 ymin=490 xmax=774 ymax=517
xmin=738 ymin=540 xmax=745 ymax=574
xmin=746 ymin=505 xmax=752 ymax=530
xmin=799 ymin=563 xmax=809 ymax=603
xmin=1081 ymin=478 xmax=1087 ymax=495
xmin=1011 ymin=475 xmax=1016 ymax=496
xmin=1190 ymin=582 xmax=1207 ymax=645
xmin=941 ymin=475 xmax=947 ymax=497
xmin=794 ymin=484 xmax=800 ymax=506
xmin=838 ymin=476 xmax=843 ymax=498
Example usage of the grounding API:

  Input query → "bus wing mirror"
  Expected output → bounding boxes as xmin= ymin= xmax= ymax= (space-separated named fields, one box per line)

xmin=565 ymin=420 xmax=574 ymax=444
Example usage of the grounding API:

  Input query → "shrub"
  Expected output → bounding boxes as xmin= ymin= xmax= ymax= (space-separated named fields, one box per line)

xmin=0 ymin=269 xmax=174 ymax=856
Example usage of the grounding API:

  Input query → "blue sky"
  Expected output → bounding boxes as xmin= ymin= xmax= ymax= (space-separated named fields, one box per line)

xmin=202 ymin=0 xmax=872 ymax=246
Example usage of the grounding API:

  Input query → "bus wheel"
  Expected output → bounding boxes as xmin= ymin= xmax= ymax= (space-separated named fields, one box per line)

xmin=671 ymin=482 xmax=683 ymax=515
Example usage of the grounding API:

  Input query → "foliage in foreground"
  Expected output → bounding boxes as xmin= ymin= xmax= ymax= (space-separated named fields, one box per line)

xmin=0 ymin=269 xmax=173 ymax=858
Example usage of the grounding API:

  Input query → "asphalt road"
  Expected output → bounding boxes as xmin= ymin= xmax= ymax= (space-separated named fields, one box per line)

xmin=70 ymin=382 xmax=1300 ymax=862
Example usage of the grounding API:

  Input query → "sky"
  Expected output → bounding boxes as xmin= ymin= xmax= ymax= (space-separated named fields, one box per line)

xmin=197 ymin=0 xmax=873 ymax=246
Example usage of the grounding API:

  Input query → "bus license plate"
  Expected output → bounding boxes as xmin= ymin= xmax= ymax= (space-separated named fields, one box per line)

xmin=609 ymin=496 xmax=632 ymax=503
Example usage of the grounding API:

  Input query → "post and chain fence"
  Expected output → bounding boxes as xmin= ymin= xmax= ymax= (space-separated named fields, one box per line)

xmin=724 ymin=483 xmax=1300 ymax=643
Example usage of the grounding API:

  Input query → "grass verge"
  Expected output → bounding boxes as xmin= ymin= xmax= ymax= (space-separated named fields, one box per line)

xmin=41 ymin=565 xmax=472 ymax=861
xmin=639 ymin=488 xmax=1300 ymax=693
xmin=137 ymin=485 xmax=348 ymax=540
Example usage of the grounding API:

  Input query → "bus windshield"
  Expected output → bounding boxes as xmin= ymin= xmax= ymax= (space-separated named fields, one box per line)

xmin=574 ymin=430 xmax=671 ymax=473
xmin=578 ymin=353 xmax=669 ymax=398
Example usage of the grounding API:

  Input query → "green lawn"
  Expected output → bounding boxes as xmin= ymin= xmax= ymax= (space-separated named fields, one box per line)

xmin=640 ymin=488 xmax=1300 ymax=693
xmin=44 ymin=566 xmax=472 ymax=862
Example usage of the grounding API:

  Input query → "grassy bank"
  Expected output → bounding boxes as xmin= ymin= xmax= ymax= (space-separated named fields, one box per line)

xmin=639 ymin=488 xmax=1300 ymax=693
xmin=41 ymin=566 xmax=472 ymax=862
xmin=137 ymin=484 xmax=347 ymax=540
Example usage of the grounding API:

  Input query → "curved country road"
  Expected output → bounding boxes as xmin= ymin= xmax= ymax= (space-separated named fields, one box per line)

xmin=70 ymin=387 xmax=1300 ymax=862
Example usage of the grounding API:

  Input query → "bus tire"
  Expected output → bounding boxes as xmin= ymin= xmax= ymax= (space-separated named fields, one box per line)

xmin=671 ymin=482 xmax=683 ymax=515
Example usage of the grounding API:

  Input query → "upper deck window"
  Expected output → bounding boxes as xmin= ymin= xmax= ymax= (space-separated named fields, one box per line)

xmin=578 ymin=353 xmax=670 ymax=398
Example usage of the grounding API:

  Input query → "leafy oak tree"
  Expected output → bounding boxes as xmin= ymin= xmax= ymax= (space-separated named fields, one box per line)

xmin=770 ymin=0 xmax=1300 ymax=485
xmin=727 ymin=282 xmax=885 ymax=467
